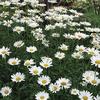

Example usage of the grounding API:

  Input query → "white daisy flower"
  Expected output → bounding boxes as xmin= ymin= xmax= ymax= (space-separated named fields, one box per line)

xmin=78 ymin=91 xmax=93 ymax=100
xmin=72 ymin=52 xmax=84 ymax=59
xmin=42 ymin=39 xmax=49 ymax=47
xmin=38 ymin=75 xmax=51 ymax=86
xmin=40 ymin=57 xmax=53 ymax=69
xmin=91 ymin=39 xmax=100 ymax=49
xmin=11 ymin=72 xmax=25 ymax=82
xmin=26 ymin=46 xmax=37 ymax=53
xmin=75 ymin=45 xmax=86 ymax=53
xmin=29 ymin=65 xmax=43 ymax=76
xmin=0 ymin=1 xmax=11 ymax=6
xmin=0 ymin=86 xmax=12 ymax=97
xmin=56 ymin=78 xmax=71 ymax=89
xmin=89 ymin=77 xmax=100 ymax=86
xmin=55 ymin=52 xmax=65 ymax=60
xmin=91 ymin=55 xmax=100 ymax=68
xmin=28 ymin=21 xmax=39 ymax=28
xmin=0 ymin=46 xmax=11 ymax=58
xmin=63 ymin=34 xmax=74 ymax=39
xmin=13 ymin=26 xmax=25 ymax=34
xmin=86 ymin=48 xmax=99 ymax=56
xmin=8 ymin=58 xmax=21 ymax=65
xmin=3 ymin=20 xmax=13 ymax=27
xmin=74 ymin=32 xmax=89 ymax=40
xmin=14 ymin=40 xmax=24 ymax=48
xmin=35 ymin=91 xmax=49 ymax=100
xmin=51 ymin=33 xmax=60 ymax=37
xmin=82 ymin=71 xmax=99 ymax=83
xmin=71 ymin=88 xmax=79 ymax=95
xmin=33 ymin=33 xmax=45 ymax=41
xmin=49 ymin=83 xmax=60 ymax=93
xmin=58 ymin=44 xmax=69 ymax=51
xmin=24 ymin=59 xmax=35 ymax=67
xmin=80 ymin=21 xmax=91 ymax=26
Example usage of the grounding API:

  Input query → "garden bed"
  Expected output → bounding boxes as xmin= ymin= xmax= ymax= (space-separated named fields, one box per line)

xmin=0 ymin=0 xmax=100 ymax=100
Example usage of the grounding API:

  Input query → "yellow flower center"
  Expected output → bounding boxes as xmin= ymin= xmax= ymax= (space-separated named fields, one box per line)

xmin=91 ymin=80 xmax=97 ymax=85
xmin=42 ymin=80 xmax=47 ymax=84
xmin=16 ymin=29 xmax=21 ymax=32
xmin=83 ymin=96 xmax=88 ymax=100
xmin=16 ymin=77 xmax=21 ymax=81
xmin=12 ymin=61 xmax=17 ymax=65
xmin=43 ymin=64 xmax=49 ymax=68
xmin=61 ymin=82 xmax=66 ymax=86
xmin=29 ymin=48 xmax=33 ymax=51
xmin=1 ymin=51 xmax=6 ymax=54
xmin=95 ymin=60 xmax=100 ymax=64
xmin=79 ymin=48 xmax=83 ymax=52
xmin=40 ymin=96 xmax=45 ymax=100
xmin=53 ymin=86 xmax=57 ymax=91
xmin=4 ymin=90 xmax=9 ymax=94
xmin=17 ymin=44 xmax=21 ymax=47
xmin=33 ymin=69 xmax=38 ymax=75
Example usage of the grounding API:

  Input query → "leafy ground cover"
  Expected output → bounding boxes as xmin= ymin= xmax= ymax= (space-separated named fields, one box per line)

xmin=0 ymin=0 xmax=100 ymax=100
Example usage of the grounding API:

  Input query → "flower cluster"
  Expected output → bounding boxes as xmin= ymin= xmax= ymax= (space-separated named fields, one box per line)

xmin=0 ymin=0 xmax=100 ymax=100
